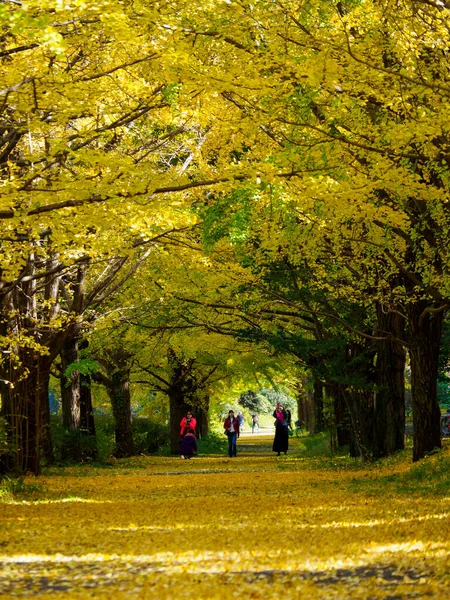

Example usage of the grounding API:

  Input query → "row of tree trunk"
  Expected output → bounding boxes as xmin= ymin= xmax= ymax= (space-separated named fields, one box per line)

xmin=1 ymin=287 xmax=445 ymax=472
xmin=297 ymin=304 xmax=444 ymax=462
xmin=0 ymin=327 xmax=211 ymax=473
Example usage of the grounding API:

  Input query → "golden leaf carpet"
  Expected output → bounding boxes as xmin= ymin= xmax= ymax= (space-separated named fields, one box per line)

xmin=1 ymin=434 xmax=449 ymax=599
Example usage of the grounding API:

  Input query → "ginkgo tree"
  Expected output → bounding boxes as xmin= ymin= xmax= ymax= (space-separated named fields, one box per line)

xmin=2 ymin=0 xmax=450 ymax=472
xmin=153 ymin=0 xmax=450 ymax=461
xmin=0 ymin=0 xmax=218 ymax=473
xmin=88 ymin=238 xmax=293 ymax=454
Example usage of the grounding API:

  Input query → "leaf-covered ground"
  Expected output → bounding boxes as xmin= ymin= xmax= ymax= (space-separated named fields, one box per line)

xmin=1 ymin=434 xmax=449 ymax=599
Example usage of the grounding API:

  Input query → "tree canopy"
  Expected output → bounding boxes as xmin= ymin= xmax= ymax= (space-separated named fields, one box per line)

xmin=2 ymin=0 xmax=450 ymax=472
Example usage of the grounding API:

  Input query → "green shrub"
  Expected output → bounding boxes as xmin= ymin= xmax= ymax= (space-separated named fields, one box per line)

xmin=132 ymin=418 xmax=170 ymax=454
xmin=50 ymin=414 xmax=170 ymax=464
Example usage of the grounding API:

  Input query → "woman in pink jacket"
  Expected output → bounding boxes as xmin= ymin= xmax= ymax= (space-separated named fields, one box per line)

xmin=180 ymin=411 xmax=197 ymax=437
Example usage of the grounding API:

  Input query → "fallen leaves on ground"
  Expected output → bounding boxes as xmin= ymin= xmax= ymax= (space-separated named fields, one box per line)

xmin=1 ymin=436 xmax=449 ymax=598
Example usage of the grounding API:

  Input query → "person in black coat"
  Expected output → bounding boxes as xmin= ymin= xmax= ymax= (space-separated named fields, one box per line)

xmin=272 ymin=403 xmax=289 ymax=456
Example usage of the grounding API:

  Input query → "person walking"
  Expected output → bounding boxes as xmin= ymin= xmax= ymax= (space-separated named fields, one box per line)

xmin=252 ymin=413 xmax=259 ymax=433
xmin=285 ymin=409 xmax=293 ymax=432
xmin=237 ymin=411 xmax=245 ymax=432
xmin=179 ymin=428 xmax=197 ymax=459
xmin=180 ymin=411 xmax=197 ymax=437
xmin=273 ymin=403 xmax=289 ymax=456
xmin=224 ymin=410 xmax=240 ymax=457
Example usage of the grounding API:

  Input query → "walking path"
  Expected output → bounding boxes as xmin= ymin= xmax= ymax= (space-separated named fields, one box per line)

xmin=0 ymin=436 xmax=449 ymax=598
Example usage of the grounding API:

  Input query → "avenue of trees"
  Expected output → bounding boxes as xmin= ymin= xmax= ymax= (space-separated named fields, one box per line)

xmin=1 ymin=0 xmax=450 ymax=474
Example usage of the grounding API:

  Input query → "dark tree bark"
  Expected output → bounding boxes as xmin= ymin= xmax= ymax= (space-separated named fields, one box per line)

xmin=94 ymin=351 xmax=135 ymax=459
xmin=61 ymin=336 xmax=81 ymax=431
xmin=343 ymin=388 xmax=374 ymax=461
xmin=108 ymin=371 xmax=135 ymax=458
xmin=0 ymin=382 xmax=14 ymax=474
xmin=373 ymin=307 xmax=406 ymax=458
xmin=325 ymin=382 xmax=351 ymax=448
xmin=80 ymin=373 xmax=96 ymax=438
xmin=59 ymin=335 xmax=97 ymax=461
xmin=38 ymin=361 xmax=53 ymax=466
xmin=302 ymin=387 xmax=315 ymax=433
xmin=339 ymin=342 xmax=376 ymax=461
xmin=78 ymin=340 xmax=96 ymax=440
xmin=0 ymin=352 xmax=53 ymax=475
xmin=169 ymin=387 xmax=191 ymax=454
xmin=296 ymin=388 xmax=305 ymax=425
xmin=166 ymin=350 xmax=214 ymax=452
xmin=0 ymin=254 xmax=62 ymax=474
xmin=408 ymin=300 xmax=444 ymax=461
xmin=331 ymin=384 xmax=352 ymax=447
xmin=313 ymin=381 xmax=325 ymax=433
xmin=196 ymin=394 xmax=210 ymax=438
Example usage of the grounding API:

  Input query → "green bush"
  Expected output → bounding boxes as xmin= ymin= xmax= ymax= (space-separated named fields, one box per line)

xmin=50 ymin=414 xmax=170 ymax=463
xmin=132 ymin=418 xmax=170 ymax=454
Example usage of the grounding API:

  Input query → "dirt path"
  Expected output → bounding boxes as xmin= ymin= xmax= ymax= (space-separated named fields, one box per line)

xmin=0 ymin=440 xmax=449 ymax=599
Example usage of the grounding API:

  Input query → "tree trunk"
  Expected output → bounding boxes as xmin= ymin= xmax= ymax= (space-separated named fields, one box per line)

xmin=196 ymin=394 xmax=210 ymax=438
xmin=408 ymin=300 xmax=443 ymax=461
xmin=38 ymin=363 xmax=53 ymax=466
xmin=331 ymin=384 xmax=351 ymax=447
xmin=373 ymin=307 xmax=406 ymax=458
xmin=60 ymin=335 xmax=97 ymax=461
xmin=0 ymin=380 xmax=14 ymax=474
xmin=169 ymin=388 xmax=190 ymax=454
xmin=303 ymin=387 xmax=314 ymax=432
xmin=80 ymin=374 xmax=96 ymax=438
xmin=1 ymin=352 xmax=53 ymax=475
xmin=78 ymin=340 xmax=96 ymax=439
xmin=61 ymin=336 xmax=81 ymax=431
xmin=167 ymin=349 xmax=210 ymax=452
xmin=343 ymin=388 xmax=373 ymax=461
xmin=313 ymin=381 xmax=325 ymax=433
xmin=108 ymin=372 xmax=135 ymax=458
xmin=296 ymin=392 xmax=305 ymax=424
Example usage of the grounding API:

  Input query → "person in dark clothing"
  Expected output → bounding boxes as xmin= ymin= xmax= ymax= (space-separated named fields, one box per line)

xmin=285 ymin=409 xmax=293 ymax=431
xmin=179 ymin=428 xmax=197 ymax=459
xmin=273 ymin=403 xmax=289 ymax=456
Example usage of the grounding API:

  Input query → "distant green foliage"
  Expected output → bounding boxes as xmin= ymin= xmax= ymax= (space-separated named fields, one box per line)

xmin=64 ymin=359 xmax=100 ymax=385
xmin=259 ymin=387 xmax=296 ymax=411
xmin=238 ymin=387 xmax=295 ymax=414
xmin=239 ymin=390 xmax=264 ymax=412
xmin=438 ymin=379 xmax=450 ymax=409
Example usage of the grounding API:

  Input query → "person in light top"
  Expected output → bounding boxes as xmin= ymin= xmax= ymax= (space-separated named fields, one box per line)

xmin=223 ymin=410 xmax=240 ymax=457
xmin=252 ymin=413 xmax=259 ymax=433
xmin=237 ymin=411 xmax=245 ymax=432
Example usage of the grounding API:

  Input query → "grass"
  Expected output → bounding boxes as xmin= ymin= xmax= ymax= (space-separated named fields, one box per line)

xmin=0 ymin=476 xmax=46 ymax=503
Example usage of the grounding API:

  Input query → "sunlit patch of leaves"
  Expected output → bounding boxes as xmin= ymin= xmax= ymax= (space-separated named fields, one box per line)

xmin=0 ymin=437 xmax=449 ymax=598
